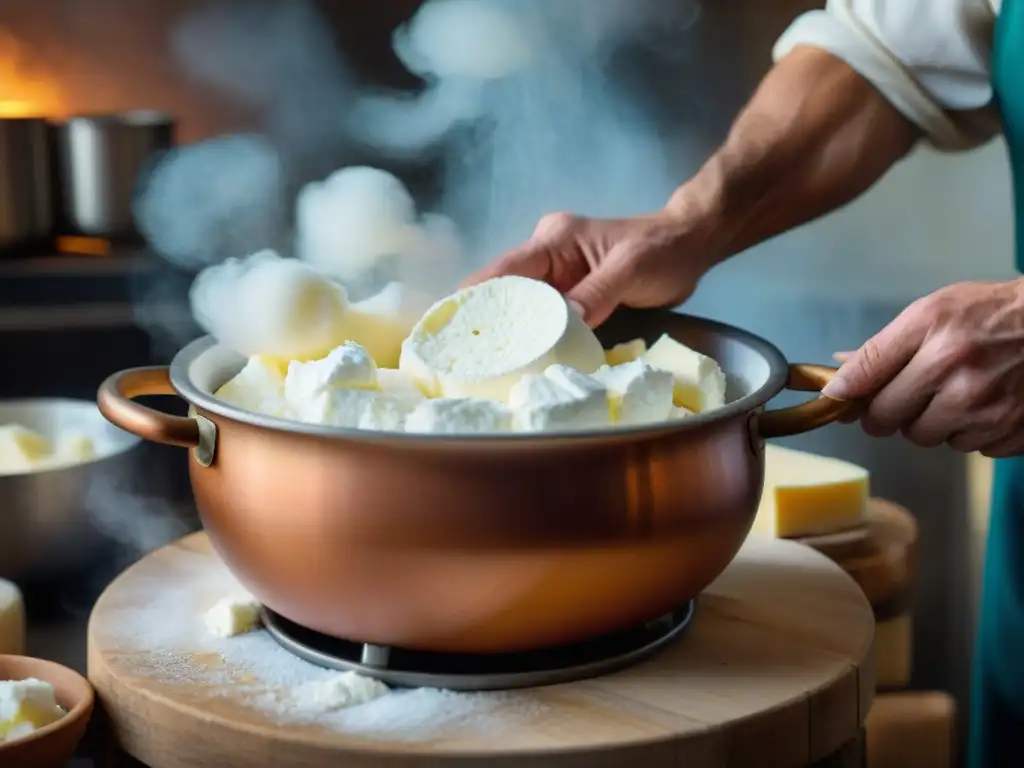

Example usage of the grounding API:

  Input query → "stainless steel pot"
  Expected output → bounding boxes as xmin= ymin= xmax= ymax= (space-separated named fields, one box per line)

xmin=53 ymin=112 xmax=175 ymax=239
xmin=0 ymin=118 xmax=54 ymax=250
xmin=0 ymin=399 xmax=142 ymax=584
xmin=97 ymin=309 xmax=852 ymax=653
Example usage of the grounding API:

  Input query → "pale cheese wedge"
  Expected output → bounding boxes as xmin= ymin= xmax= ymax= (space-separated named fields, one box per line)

xmin=0 ymin=425 xmax=53 ymax=474
xmin=215 ymin=355 xmax=289 ymax=416
xmin=604 ymin=338 xmax=647 ymax=366
xmin=591 ymin=360 xmax=673 ymax=426
xmin=345 ymin=282 xmax=434 ymax=368
xmin=642 ymin=333 xmax=727 ymax=413
xmin=376 ymin=368 xmax=427 ymax=405
xmin=753 ymin=445 xmax=869 ymax=538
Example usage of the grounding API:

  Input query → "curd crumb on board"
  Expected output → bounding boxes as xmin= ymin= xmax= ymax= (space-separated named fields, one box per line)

xmin=204 ymin=595 xmax=262 ymax=638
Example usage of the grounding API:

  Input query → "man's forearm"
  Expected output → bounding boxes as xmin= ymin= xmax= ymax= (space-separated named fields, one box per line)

xmin=669 ymin=46 xmax=920 ymax=264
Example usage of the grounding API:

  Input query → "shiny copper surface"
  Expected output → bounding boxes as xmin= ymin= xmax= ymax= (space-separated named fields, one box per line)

xmin=758 ymin=363 xmax=849 ymax=438
xmin=97 ymin=309 xmax=854 ymax=653
xmin=97 ymin=366 xmax=199 ymax=448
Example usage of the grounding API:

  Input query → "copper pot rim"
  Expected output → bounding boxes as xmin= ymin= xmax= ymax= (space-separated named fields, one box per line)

xmin=166 ymin=309 xmax=792 ymax=448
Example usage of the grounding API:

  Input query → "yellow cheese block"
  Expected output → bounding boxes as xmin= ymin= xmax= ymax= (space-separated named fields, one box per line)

xmin=0 ymin=425 xmax=53 ymax=471
xmin=875 ymin=614 xmax=912 ymax=690
xmin=753 ymin=445 xmax=869 ymax=538
xmin=604 ymin=338 xmax=647 ymax=367
xmin=254 ymin=354 xmax=291 ymax=376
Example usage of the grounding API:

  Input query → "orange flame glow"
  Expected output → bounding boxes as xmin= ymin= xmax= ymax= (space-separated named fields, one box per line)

xmin=0 ymin=29 xmax=63 ymax=118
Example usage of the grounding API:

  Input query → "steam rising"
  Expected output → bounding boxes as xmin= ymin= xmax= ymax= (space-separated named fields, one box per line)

xmin=128 ymin=0 xmax=702 ymax=357
xmin=135 ymin=0 xmax=694 ymax=295
xmin=169 ymin=0 xmax=351 ymax=155
xmin=344 ymin=0 xmax=532 ymax=155
xmin=296 ymin=167 xmax=417 ymax=279
xmin=295 ymin=167 xmax=464 ymax=294
xmin=190 ymin=250 xmax=347 ymax=360
xmin=135 ymin=135 xmax=284 ymax=269
xmin=395 ymin=0 xmax=532 ymax=81
xmin=86 ymin=474 xmax=191 ymax=556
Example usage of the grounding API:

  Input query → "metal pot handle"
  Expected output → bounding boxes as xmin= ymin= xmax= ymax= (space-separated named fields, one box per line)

xmin=757 ymin=363 xmax=855 ymax=439
xmin=97 ymin=368 xmax=215 ymax=466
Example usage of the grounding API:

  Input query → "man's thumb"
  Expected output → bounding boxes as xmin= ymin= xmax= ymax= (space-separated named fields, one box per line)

xmin=821 ymin=317 xmax=921 ymax=400
xmin=565 ymin=255 xmax=632 ymax=328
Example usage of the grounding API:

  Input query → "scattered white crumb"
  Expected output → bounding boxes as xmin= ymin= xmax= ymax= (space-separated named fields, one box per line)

xmin=204 ymin=594 xmax=262 ymax=638
xmin=98 ymin=552 xmax=549 ymax=740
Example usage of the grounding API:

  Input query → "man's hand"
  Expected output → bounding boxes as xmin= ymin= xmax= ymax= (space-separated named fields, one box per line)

xmin=462 ymin=49 xmax=917 ymax=328
xmin=460 ymin=210 xmax=717 ymax=327
xmin=823 ymin=279 xmax=1024 ymax=458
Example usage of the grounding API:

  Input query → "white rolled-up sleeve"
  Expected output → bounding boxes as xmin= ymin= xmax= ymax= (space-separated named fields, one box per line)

xmin=773 ymin=0 xmax=1002 ymax=151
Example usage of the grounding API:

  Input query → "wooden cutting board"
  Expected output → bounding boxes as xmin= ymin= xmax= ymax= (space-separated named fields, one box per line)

xmin=88 ymin=533 xmax=875 ymax=768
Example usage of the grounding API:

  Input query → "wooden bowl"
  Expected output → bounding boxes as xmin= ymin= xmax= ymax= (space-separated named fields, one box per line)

xmin=0 ymin=655 xmax=95 ymax=767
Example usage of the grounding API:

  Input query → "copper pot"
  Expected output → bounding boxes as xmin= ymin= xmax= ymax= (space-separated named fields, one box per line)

xmin=97 ymin=309 xmax=851 ymax=653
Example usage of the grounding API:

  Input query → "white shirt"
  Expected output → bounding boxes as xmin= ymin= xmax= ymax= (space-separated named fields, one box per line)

xmin=774 ymin=0 xmax=1003 ymax=150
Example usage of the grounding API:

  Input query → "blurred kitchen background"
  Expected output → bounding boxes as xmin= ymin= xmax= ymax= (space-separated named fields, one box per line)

xmin=0 ymin=0 xmax=1007 ymax=752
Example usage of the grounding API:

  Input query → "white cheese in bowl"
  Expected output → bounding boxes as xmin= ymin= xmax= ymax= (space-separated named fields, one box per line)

xmin=405 ymin=397 xmax=513 ymax=434
xmin=281 ymin=342 xmax=417 ymax=430
xmin=376 ymin=369 xmax=427 ymax=406
xmin=509 ymin=365 xmax=610 ymax=432
xmin=670 ymin=405 xmax=695 ymax=419
xmin=296 ymin=389 xmax=416 ymax=431
xmin=643 ymin=334 xmax=727 ymax=413
xmin=215 ymin=356 xmax=288 ymax=416
xmin=284 ymin=342 xmax=378 ymax=402
xmin=0 ymin=678 xmax=65 ymax=744
xmin=592 ymin=360 xmax=674 ymax=426
xmin=0 ymin=426 xmax=53 ymax=472
xmin=0 ymin=424 xmax=96 ymax=476
xmin=205 ymin=273 xmax=734 ymax=436
xmin=399 ymin=276 xmax=605 ymax=401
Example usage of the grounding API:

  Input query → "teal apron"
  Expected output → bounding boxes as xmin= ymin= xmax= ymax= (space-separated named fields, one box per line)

xmin=970 ymin=1 xmax=1024 ymax=765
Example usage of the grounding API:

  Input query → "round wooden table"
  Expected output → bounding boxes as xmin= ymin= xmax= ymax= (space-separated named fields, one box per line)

xmin=88 ymin=533 xmax=875 ymax=767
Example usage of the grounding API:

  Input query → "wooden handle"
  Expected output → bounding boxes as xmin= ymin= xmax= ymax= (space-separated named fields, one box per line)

xmin=758 ymin=364 xmax=856 ymax=439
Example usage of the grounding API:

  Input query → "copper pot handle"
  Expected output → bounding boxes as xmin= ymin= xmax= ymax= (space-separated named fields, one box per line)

xmin=97 ymin=368 xmax=216 ymax=466
xmin=757 ymin=363 xmax=855 ymax=439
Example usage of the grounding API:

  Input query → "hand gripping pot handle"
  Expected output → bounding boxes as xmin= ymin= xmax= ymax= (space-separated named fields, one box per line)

xmin=97 ymin=367 xmax=216 ymax=466
xmin=757 ymin=363 xmax=855 ymax=439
